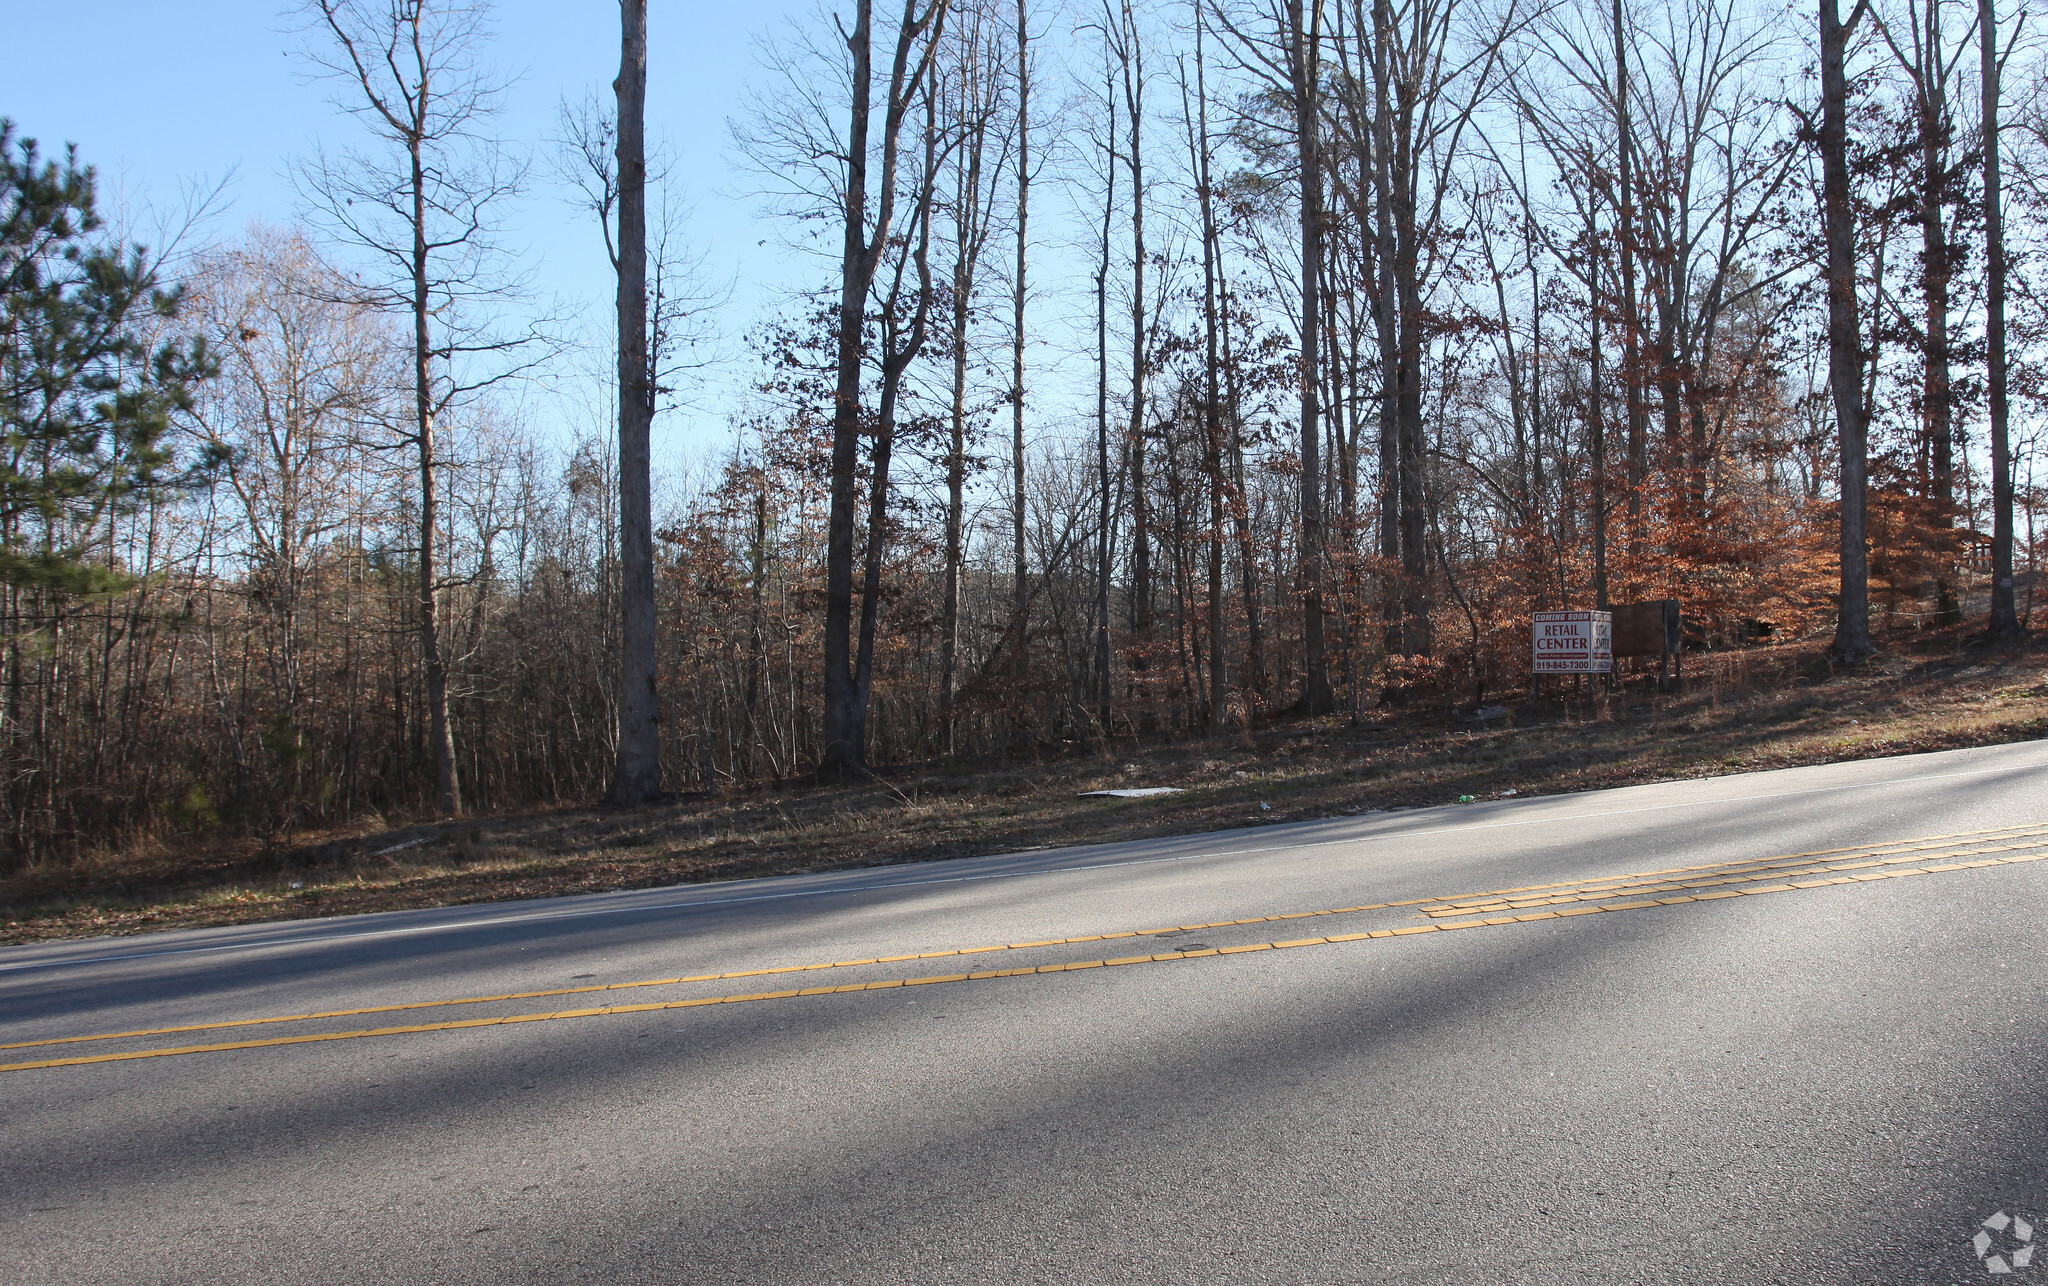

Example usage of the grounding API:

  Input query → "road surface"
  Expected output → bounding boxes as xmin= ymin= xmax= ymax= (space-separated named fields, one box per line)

xmin=5 ymin=740 xmax=2048 ymax=1284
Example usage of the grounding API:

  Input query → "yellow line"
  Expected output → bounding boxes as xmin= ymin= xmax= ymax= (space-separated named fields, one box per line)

xmin=1421 ymin=836 xmax=2048 ymax=918
xmin=9 ymin=846 xmax=2045 ymax=1073
xmin=9 ymin=820 xmax=2047 ymax=1061
xmin=0 ymin=900 xmax=1487 ymax=1053
xmin=1430 ymin=825 xmax=2048 ymax=909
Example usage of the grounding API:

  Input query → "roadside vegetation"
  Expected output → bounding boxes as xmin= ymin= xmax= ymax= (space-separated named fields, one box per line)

xmin=5 ymin=631 xmax=2042 ymax=946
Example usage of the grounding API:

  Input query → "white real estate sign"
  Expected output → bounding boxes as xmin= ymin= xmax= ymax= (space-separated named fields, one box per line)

xmin=1533 ymin=611 xmax=1612 ymax=674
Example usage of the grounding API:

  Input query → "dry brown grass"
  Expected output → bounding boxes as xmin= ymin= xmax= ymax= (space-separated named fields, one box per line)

xmin=6 ymin=629 xmax=2045 ymax=945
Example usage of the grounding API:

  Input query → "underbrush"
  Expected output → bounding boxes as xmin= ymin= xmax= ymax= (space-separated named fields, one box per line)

xmin=5 ymin=628 xmax=2044 ymax=945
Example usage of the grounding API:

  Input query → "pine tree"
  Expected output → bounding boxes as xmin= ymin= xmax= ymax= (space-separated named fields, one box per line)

xmin=1 ymin=122 xmax=210 ymax=594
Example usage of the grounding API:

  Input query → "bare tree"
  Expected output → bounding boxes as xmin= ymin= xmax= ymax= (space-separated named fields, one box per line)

xmin=1983 ymin=0 xmax=2023 ymax=637
xmin=186 ymin=227 xmax=392 ymax=817
xmin=1187 ymin=10 xmax=1230 ymax=729
xmin=1324 ymin=0 xmax=1521 ymax=661
xmin=1288 ymin=0 xmax=1333 ymax=710
xmin=1010 ymin=0 xmax=1033 ymax=689
xmin=1093 ymin=54 xmax=1120 ymax=734
xmin=824 ymin=0 xmax=952 ymax=775
xmin=741 ymin=0 xmax=958 ymax=774
xmin=937 ymin=2 xmax=1012 ymax=753
xmin=294 ymin=0 xmax=538 ymax=815
xmin=854 ymin=94 xmax=948 ymax=755
xmin=1819 ymin=0 xmax=1877 ymax=664
xmin=1108 ymin=0 xmax=1158 ymax=647
xmin=551 ymin=85 xmax=720 ymax=781
xmin=1213 ymin=0 xmax=1333 ymax=709
xmin=551 ymin=97 xmax=721 ymax=406
xmin=1631 ymin=0 xmax=1799 ymax=528
xmin=609 ymin=0 xmax=660 ymax=804
xmin=1516 ymin=0 xmax=1794 ymax=564
xmin=1872 ymin=0 xmax=1972 ymax=625
xmin=1615 ymin=0 xmax=1645 ymax=547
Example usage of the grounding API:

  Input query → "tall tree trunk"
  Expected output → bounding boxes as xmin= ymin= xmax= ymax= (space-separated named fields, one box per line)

xmin=1653 ymin=290 xmax=1686 ymax=525
xmin=1291 ymin=0 xmax=1333 ymax=709
xmin=1222 ymin=263 xmax=1263 ymax=698
xmin=1394 ymin=240 xmax=1428 ymax=654
xmin=1122 ymin=3 xmax=1152 ymax=645
xmin=1615 ymin=0 xmax=1646 ymax=563
xmin=747 ymin=481 xmax=773 ymax=775
xmin=1373 ymin=0 xmax=1400 ymax=650
xmin=822 ymin=0 xmax=879 ymax=777
xmin=608 ymin=0 xmax=661 ymax=806
xmin=940 ymin=243 xmax=968 ymax=753
xmin=857 ymin=103 xmax=941 ymax=757
xmin=1011 ymin=0 xmax=1032 ymax=684
xmin=1919 ymin=0 xmax=1959 ymax=625
xmin=853 ymin=415 xmax=896 ymax=741
xmin=820 ymin=0 xmax=946 ymax=776
xmin=941 ymin=22 xmax=996 ymax=756
xmin=1195 ymin=14 xmax=1227 ymax=730
xmin=1389 ymin=16 xmax=1429 ymax=658
xmin=1095 ymin=63 xmax=1117 ymax=734
xmin=1983 ymin=0 xmax=2022 ymax=637
xmin=1823 ymin=0 xmax=1876 ymax=664
xmin=1534 ymin=235 xmax=1561 ymax=599
xmin=1588 ymin=199 xmax=1609 ymax=610
xmin=411 ymin=132 xmax=459 ymax=817
xmin=1337 ymin=284 xmax=1364 ymax=712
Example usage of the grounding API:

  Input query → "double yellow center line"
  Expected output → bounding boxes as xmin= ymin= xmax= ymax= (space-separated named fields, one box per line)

xmin=1421 ymin=824 xmax=2048 ymax=918
xmin=6 ymin=821 xmax=2045 ymax=1073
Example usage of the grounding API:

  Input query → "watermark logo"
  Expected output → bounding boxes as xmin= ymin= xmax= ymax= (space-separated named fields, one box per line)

xmin=1974 ymin=1211 xmax=2036 ymax=1275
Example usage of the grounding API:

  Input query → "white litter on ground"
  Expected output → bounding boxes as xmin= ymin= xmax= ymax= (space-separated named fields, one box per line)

xmin=1076 ymin=787 xmax=1184 ymax=799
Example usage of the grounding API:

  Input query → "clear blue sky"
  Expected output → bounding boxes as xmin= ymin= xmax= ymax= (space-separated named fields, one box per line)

xmin=7 ymin=0 xmax=814 ymax=459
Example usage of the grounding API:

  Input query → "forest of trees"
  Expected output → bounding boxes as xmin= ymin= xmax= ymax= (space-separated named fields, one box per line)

xmin=3 ymin=0 xmax=2044 ymax=868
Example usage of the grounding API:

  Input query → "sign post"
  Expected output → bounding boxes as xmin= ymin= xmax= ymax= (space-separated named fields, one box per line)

xmin=1533 ymin=611 xmax=1612 ymax=695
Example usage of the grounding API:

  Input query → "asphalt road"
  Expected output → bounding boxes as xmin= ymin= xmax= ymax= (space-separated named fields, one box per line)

xmin=5 ymin=740 xmax=2048 ymax=1285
